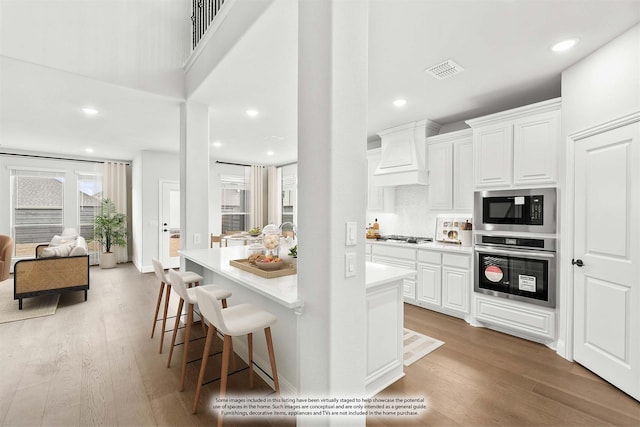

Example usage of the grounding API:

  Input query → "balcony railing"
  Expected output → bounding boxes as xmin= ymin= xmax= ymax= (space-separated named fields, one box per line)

xmin=192 ymin=0 xmax=226 ymax=49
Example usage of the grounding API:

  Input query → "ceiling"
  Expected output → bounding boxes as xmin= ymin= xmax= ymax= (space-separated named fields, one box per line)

xmin=1 ymin=0 xmax=639 ymax=165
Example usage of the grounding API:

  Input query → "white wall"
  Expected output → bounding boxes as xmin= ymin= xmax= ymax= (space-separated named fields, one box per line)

xmin=132 ymin=150 xmax=180 ymax=272
xmin=562 ymin=24 xmax=640 ymax=135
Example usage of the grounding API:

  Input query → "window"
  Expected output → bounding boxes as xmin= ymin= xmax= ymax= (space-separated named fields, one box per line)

xmin=220 ymin=171 xmax=250 ymax=234
xmin=11 ymin=170 xmax=64 ymax=258
xmin=280 ymin=164 xmax=297 ymax=231
xmin=78 ymin=173 xmax=103 ymax=261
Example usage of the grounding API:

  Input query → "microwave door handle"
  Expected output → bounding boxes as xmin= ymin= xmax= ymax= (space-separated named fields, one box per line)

xmin=475 ymin=245 xmax=556 ymax=259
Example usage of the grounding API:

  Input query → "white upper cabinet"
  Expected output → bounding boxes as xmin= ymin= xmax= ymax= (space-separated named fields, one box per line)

xmin=513 ymin=110 xmax=560 ymax=185
xmin=426 ymin=129 xmax=473 ymax=210
xmin=467 ymin=98 xmax=561 ymax=189
xmin=427 ymin=141 xmax=453 ymax=209
xmin=473 ymin=123 xmax=513 ymax=188
xmin=453 ymin=137 xmax=474 ymax=210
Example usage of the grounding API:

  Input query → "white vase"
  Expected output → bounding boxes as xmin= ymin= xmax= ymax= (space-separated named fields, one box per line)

xmin=100 ymin=252 xmax=117 ymax=269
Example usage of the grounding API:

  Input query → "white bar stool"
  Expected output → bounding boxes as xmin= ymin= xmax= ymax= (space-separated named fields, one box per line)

xmin=192 ymin=286 xmax=280 ymax=420
xmin=151 ymin=258 xmax=204 ymax=354
xmin=167 ymin=270 xmax=232 ymax=392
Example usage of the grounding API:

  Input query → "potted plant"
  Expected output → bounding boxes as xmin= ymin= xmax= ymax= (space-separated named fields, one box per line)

xmin=93 ymin=198 xmax=127 ymax=269
xmin=288 ymin=245 xmax=297 ymax=268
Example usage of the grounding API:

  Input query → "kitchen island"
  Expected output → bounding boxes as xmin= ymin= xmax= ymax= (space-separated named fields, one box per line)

xmin=179 ymin=246 xmax=415 ymax=396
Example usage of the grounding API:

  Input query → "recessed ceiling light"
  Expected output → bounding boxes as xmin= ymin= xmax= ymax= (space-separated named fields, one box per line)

xmin=266 ymin=151 xmax=274 ymax=156
xmin=551 ymin=38 xmax=579 ymax=52
xmin=246 ymin=109 xmax=259 ymax=118
xmin=85 ymin=148 xmax=94 ymax=153
xmin=82 ymin=107 xmax=99 ymax=116
xmin=212 ymin=141 xmax=222 ymax=148
xmin=393 ymin=99 xmax=407 ymax=108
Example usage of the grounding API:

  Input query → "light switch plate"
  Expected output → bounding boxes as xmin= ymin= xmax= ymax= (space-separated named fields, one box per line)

xmin=194 ymin=233 xmax=201 ymax=244
xmin=346 ymin=221 xmax=357 ymax=246
xmin=345 ymin=252 xmax=356 ymax=277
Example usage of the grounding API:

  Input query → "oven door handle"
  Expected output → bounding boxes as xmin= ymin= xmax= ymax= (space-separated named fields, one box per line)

xmin=475 ymin=245 xmax=556 ymax=259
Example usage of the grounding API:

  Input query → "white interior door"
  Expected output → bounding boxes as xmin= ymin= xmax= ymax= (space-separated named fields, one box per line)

xmin=573 ymin=121 xmax=640 ymax=401
xmin=159 ymin=181 xmax=180 ymax=268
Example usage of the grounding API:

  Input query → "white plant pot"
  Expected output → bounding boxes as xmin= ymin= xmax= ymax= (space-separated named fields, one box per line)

xmin=100 ymin=252 xmax=117 ymax=269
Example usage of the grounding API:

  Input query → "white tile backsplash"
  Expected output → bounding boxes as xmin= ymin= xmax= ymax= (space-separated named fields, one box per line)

xmin=367 ymin=186 xmax=471 ymax=238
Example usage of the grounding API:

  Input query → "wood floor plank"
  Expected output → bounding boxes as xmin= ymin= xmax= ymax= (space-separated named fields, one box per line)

xmin=2 ymin=381 xmax=48 ymax=426
xmin=107 ymin=337 xmax=157 ymax=425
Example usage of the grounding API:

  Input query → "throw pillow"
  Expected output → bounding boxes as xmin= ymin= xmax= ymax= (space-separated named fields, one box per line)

xmin=50 ymin=235 xmax=78 ymax=247
xmin=40 ymin=244 xmax=73 ymax=258
xmin=69 ymin=245 xmax=87 ymax=256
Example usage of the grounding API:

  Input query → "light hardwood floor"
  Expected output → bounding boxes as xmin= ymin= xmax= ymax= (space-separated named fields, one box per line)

xmin=0 ymin=263 xmax=638 ymax=426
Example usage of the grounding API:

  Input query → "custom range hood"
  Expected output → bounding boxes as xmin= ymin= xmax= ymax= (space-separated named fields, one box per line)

xmin=372 ymin=119 xmax=442 ymax=186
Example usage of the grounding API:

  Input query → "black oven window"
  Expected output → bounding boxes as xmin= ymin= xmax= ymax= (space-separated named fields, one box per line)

xmin=478 ymin=253 xmax=549 ymax=302
xmin=509 ymin=258 xmax=548 ymax=301
xmin=484 ymin=198 xmax=524 ymax=223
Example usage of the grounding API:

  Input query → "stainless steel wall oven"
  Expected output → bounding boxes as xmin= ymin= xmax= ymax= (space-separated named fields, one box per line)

xmin=474 ymin=234 xmax=556 ymax=308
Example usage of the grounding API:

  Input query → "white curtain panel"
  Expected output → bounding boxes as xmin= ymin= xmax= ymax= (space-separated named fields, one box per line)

xmin=103 ymin=161 xmax=128 ymax=263
xmin=267 ymin=166 xmax=282 ymax=225
xmin=250 ymin=165 xmax=264 ymax=229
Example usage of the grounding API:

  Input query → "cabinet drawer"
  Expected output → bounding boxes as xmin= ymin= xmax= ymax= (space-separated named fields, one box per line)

xmin=371 ymin=245 xmax=416 ymax=261
xmin=418 ymin=250 xmax=441 ymax=264
xmin=474 ymin=295 xmax=555 ymax=339
xmin=371 ymin=256 xmax=416 ymax=273
xmin=443 ymin=253 xmax=471 ymax=269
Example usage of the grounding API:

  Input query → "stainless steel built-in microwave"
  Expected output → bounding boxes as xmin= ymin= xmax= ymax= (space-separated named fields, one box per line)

xmin=474 ymin=188 xmax=557 ymax=234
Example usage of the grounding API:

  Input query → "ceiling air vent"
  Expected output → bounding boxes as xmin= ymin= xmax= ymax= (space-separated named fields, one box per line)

xmin=424 ymin=59 xmax=464 ymax=80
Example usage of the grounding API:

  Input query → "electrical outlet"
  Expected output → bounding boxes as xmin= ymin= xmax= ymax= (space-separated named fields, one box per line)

xmin=346 ymin=221 xmax=357 ymax=246
xmin=345 ymin=252 xmax=356 ymax=277
xmin=194 ymin=233 xmax=201 ymax=244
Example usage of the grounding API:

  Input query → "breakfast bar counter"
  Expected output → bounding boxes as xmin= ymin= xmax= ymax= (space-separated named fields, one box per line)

xmin=180 ymin=246 xmax=301 ymax=309
xmin=179 ymin=246 xmax=415 ymax=396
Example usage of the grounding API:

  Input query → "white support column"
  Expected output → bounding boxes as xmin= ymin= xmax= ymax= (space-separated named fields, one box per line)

xmin=180 ymin=101 xmax=210 ymax=252
xmin=297 ymin=1 xmax=368 ymax=426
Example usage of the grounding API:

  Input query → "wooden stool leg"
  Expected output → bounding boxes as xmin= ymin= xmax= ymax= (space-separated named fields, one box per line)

xmin=217 ymin=335 xmax=232 ymax=427
xmin=159 ymin=284 xmax=172 ymax=353
xmin=167 ymin=298 xmax=184 ymax=368
xmin=229 ymin=335 xmax=236 ymax=372
xmin=179 ymin=303 xmax=194 ymax=392
xmin=248 ymin=333 xmax=254 ymax=389
xmin=151 ymin=281 xmax=165 ymax=338
xmin=192 ymin=324 xmax=215 ymax=414
xmin=265 ymin=327 xmax=280 ymax=395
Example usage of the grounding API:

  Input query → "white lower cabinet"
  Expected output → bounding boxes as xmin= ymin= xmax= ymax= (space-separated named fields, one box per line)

xmin=370 ymin=245 xmax=417 ymax=303
xmin=416 ymin=250 xmax=471 ymax=319
xmin=474 ymin=294 xmax=555 ymax=342
xmin=442 ymin=266 xmax=470 ymax=314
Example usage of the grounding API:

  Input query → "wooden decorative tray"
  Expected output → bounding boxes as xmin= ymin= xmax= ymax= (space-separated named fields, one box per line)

xmin=229 ymin=259 xmax=297 ymax=279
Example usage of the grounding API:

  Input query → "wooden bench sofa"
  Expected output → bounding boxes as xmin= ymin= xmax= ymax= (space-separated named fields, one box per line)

xmin=14 ymin=243 xmax=90 ymax=310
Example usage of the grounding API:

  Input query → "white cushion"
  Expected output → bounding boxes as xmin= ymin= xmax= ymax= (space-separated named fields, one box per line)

xmin=40 ymin=244 xmax=73 ymax=258
xmin=70 ymin=244 xmax=87 ymax=256
xmin=50 ymin=235 xmax=77 ymax=247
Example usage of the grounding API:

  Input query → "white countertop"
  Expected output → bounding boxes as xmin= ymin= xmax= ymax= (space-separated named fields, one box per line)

xmin=179 ymin=247 xmax=415 ymax=309
xmin=366 ymin=239 xmax=474 ymax=254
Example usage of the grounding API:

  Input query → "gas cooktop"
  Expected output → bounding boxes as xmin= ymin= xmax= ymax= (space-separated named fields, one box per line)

xmin=376 ymin=235 xmax=433 ymax=244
